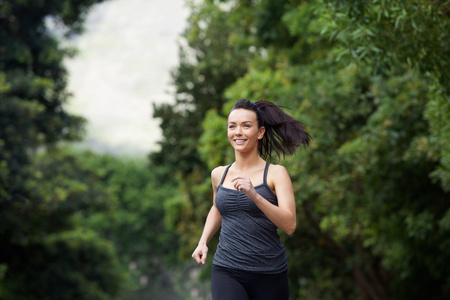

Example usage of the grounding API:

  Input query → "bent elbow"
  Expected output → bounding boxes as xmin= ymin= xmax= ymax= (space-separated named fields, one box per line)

xmin=285 ymin=223 xmax=296 ymax=235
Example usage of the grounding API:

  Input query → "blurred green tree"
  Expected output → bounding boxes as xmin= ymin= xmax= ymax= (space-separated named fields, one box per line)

xmin=320 ymin=0 xmax=450 ymax=191
xmin=0 ymin=0 xmax=98 ymax=201
xmin=0 ymin=0 xmax=127 ymax=299
xmin=1 ymin=146 xmax=124 ymax=299
xmin=156 ymin=0 xmax=450 ymax=299
xmin=74 ymin=152 xmax=183 ymax=299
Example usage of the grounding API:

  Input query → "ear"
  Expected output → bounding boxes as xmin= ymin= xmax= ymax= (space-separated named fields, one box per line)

xmin=258 ymin=126 xmax=265 ymax=140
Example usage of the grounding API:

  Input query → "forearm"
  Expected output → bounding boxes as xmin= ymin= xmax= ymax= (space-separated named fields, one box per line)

xmin=251 ymin=193 xmax=296 ymax=235
xmin=198 ymin=205 xmax=222 ymax=245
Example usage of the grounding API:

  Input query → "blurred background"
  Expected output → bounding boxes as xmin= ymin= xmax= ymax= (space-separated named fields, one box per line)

xmin=1 ymin=1 xmax=449 ymax=300
xmin=65 ymin=0 xmax=188 ymax=157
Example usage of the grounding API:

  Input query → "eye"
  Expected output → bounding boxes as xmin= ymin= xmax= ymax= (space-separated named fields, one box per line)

xmin=228 ymin=125 xmax=235 ymax=129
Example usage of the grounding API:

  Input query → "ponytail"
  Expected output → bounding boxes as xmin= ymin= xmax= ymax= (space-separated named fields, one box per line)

xmin=231 ymin=99 xmax=311 ymax=160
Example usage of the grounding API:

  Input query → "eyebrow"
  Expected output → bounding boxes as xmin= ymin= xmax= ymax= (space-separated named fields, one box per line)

xmin=228 ymin=121 xmax=253 ymax=124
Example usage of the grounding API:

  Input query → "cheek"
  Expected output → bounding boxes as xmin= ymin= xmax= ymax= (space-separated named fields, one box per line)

xmin=227 ymin=130 xmax=233 ymax=140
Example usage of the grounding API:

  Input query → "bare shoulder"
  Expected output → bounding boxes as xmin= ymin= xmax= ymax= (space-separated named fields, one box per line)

xmin=267 ymin=165 xmax=292 ymax=197
xmin=268 ymin=163 xmax=289 ymax=177
xmin=267 ymin=164 xmax=292 ymax=191
xmin=211 ymin=165 xmax=228 ymax=187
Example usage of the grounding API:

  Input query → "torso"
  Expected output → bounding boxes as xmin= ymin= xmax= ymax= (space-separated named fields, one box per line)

xmin=212 ymin=161 xmax=288 ymax=273
xmin=214 ymin=162 xmax=277 ymax=194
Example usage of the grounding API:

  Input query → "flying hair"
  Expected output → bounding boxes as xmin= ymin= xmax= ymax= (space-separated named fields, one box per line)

xmin=230 ymin=99 xmax=311 ymax=160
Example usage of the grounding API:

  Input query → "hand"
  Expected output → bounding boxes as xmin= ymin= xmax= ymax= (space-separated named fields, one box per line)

xmin=231 ymin=176 xmax=257 ymax=199
xmin=192 ymin=243 xmax=208 ymax=265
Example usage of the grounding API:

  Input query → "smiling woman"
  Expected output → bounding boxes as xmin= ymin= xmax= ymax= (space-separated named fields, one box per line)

xmin=227 ymin=109 xmax=265 ymax=153
xmin=192 ymin=99 xmax=311 ymax=300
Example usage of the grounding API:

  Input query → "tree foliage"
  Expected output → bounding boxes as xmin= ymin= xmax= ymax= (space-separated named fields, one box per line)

xmin=152 ymin=0 xmax=450 ymax=299
xmin=320 ymin=0 xmax=450 ymax=194
xmin=1 ymin=146 xmax=125 ymax=299
xmin=0 ymin=0 xmax=94 ymax=200
xmin=0 ymin=1 xmax=127 ymax=298
xmin=0 ymin=1 xmax=197 ymax=298
xmin=74 ymin=152 xmax=182 ymax=296
xmin=50 ymin=149 xmax=184 ymax=299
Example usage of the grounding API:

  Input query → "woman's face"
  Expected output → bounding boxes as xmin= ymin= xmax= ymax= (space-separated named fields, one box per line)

xmin=227 ymin=109 xmax=265 ymax=153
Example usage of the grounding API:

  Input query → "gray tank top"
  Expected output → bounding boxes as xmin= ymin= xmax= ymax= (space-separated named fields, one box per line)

xmin=212 ymin=162 xmax=288 ymax=274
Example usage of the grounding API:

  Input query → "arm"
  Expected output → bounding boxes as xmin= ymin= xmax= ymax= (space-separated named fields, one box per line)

xmin=192 ymin=168 xmax=223 ymax=264
xmin=231 ymin=165 xmax=296 ymax=235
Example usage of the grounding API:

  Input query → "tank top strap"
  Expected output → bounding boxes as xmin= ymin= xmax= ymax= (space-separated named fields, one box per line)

xmin=263 ymin=162 xmax=270 ymax=185
xmin=219 ymin=164 xmax=232 ymax=185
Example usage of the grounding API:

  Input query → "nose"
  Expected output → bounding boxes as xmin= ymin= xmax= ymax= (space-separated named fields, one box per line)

xmin=235 ymin=126 xmax=243 ymax=135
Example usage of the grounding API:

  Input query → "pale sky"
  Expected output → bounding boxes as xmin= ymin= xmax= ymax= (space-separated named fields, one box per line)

xmin=65 ymin=0 xmax=189 ymax=157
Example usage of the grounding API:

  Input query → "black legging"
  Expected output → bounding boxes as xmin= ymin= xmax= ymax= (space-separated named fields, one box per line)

xmin=211 ymin=264 xmax=289 ymax=300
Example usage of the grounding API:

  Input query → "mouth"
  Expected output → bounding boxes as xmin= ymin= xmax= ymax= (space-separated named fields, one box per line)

xmin=234 ymin=139 xmax=247 ymax=145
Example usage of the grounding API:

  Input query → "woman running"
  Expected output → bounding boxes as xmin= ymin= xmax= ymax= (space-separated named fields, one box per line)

xmin=192 ymin=99 xmax=311 ymax=300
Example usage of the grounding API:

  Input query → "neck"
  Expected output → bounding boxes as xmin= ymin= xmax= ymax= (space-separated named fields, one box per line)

xmin=233 ymin=150 xmax=265 ymax=170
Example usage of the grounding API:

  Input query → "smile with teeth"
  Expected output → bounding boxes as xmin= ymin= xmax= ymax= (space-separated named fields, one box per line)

xmin=234 ymin=139 xmax=247 ymax=145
